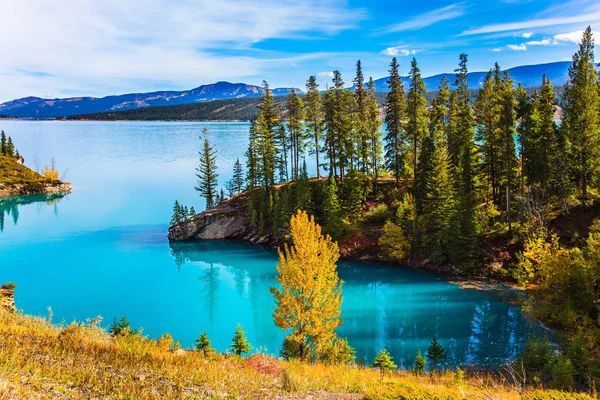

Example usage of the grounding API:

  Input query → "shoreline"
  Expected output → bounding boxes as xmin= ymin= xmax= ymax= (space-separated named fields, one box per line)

xmin=0 ymin=181 xmax=71 ymax=198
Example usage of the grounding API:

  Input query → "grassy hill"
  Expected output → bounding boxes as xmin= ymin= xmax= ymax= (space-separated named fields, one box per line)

xmin=0 ymin=156 xmax=70 ymax=197
xmin=0 ymin=290 xmax=589 ymax=400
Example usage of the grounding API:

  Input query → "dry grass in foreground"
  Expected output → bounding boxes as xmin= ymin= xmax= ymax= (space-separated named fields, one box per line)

xmin=0 ymin=309 xmax=594 ymax=400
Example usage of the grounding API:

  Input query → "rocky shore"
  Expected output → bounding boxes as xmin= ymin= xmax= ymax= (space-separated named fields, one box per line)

xmin=0 ymin=181 xmax=71 ymax=198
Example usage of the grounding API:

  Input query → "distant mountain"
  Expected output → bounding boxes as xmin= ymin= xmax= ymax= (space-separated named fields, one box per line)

xmin=372 ymin=61 xmax=573 ymax=92
xmin=0 ymin=82 xmax=302 ymax=119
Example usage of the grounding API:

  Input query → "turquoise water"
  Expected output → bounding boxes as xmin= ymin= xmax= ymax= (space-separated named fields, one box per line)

xmin=0 ymin=121 xmax=544 ymax=367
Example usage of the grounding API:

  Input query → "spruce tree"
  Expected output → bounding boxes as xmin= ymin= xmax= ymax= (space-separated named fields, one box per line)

xmin=287 ymin=88 xmax=305 ymax=180
xmin=322 ymin=176 xmax=343 ymax=239
xmin=538 ymin=75 xmax=558 ymax=189
xmin=6 ymin=137 xmax=14 ymax=157
xmin=426 ymin=336 xmax=447 ymax=371
xmin=271 ymin=210 xmax=343 ymax=361
xmin=413 ymin=350 xmax=427 ymax=375
xmin=195 ymin=331 xmax=212 ymax=356
xmin=367 ymin=77 xmax=383 ymax=193
xmin=384 ymin=57 xmax=407 ymax=181
xmin=232 ymin=158 xmax=245 ymax=194
xmin=496 ymin=72 xmax=518 ymax=231
xmin=170 ymin=200 xmax=182 ymax=225
xmin=354 ymin=60 xmax=370 ymax=174
xmin=305 ymin=76 xmax=324 ymax=179
xmin=230 ymin=324 xmax=252 ymax=356
xmin=423 ymin=81 xmax=456 ymax=264
xmin=406 ymin=57 xmax=428 ymax=186
xmin=195 ymin=127 xmax=219 ymax=210
xmin=373 ymin=349 xmax=397 ymax=380
xmin=255 ymin=81 xmax=280 ymax=190
xmin=0 ymin=131 xmax=6 ymax=155
xmin=563 ymin=27 xmax=600 ymax=200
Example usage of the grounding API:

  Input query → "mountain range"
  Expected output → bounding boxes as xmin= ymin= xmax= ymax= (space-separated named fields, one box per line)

xmin=0 ymin=61 xmax=579 ymax=119
xmin=0 ymin=82 xmax=302 ymax=119
xmin=371 ymin=61 xmax=573 ymax=92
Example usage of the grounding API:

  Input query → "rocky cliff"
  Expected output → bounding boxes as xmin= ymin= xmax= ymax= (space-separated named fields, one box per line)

xmin=168 ymin=198 xmax=278 ymax=246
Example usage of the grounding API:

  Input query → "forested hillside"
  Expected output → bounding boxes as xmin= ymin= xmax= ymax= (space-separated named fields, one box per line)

xmin=176 ymin=28 xmax=600 ymax=395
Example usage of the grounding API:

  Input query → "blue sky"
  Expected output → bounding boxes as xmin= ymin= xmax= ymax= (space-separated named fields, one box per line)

xmin=0 ymin=0 xmax=598 ymax=102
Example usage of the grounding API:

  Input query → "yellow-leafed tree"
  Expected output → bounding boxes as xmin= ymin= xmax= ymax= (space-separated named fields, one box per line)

xmin=270 ymin=210 xmax=343 ymax=361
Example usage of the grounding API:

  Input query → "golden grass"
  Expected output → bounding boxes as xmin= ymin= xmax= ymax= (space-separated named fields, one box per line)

xmin=0 ymin=309 xmax=593 ymax=399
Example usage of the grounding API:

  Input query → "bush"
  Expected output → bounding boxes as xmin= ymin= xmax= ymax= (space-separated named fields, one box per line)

xmin=367 ymin=203 xmax=392 ymax=223
xmin=553 ymin=357 xmax=575 ymax=391
xmin=518 ymin=336 xmax=556 ymax=384
xmin=1 ymin=282 xmax=16 ymax=290
xmin=378 ymin=220 xmax=410 ymax=261
xmin=523 ymin=390 xmax=595 ymax=400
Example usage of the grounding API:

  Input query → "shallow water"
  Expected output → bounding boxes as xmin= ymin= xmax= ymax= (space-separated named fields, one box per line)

xmin=0 ymin=120 xmax=545 ymax=367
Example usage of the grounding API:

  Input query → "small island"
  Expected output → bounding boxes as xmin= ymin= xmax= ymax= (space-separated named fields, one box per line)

xmin=0 ymin=131 xmax=71 ymax=198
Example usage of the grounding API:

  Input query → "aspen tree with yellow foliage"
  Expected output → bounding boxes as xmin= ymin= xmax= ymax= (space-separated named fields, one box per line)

xmin=270 ymin=210 xmax=343 ymax=361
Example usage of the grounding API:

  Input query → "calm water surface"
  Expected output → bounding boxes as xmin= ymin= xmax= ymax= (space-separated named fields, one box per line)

xmin=0 ymin=121 xmax=545 ymax=367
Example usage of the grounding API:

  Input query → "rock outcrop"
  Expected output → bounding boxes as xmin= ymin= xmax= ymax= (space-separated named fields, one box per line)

xmin=168 ymin=200 xmax=277 ymax=246
xmin=0 ymin=287 xmax=16 ymax=313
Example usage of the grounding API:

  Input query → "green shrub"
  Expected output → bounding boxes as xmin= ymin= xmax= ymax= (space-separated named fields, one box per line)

xmin=367 ymin=203 xmax=392 ymax=222
xmin=524 ymin=390 xmax=595 ymax=400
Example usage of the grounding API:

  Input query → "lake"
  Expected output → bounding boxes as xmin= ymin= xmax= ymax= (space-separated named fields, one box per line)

xmin=0 ymin=120 xmax=545 ymax=367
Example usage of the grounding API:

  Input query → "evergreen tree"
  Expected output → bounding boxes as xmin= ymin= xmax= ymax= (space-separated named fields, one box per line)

xmin=406 ymin=57 xmax=428 ymax=186
xmin=426 ymin=336 xmax=447 ymax=371
xmin=354 ymin=60 xmax=370 ymax=174
xmin=324 ymin=71 xmax=354 ymax=181
xmin=305 ymin=75 xmax=324 ymax=179
xmin=189 ymin=206 xmax=196 ymax=218
xmin=423 ymin=81 xmax=456 ymax=264
xmin=195 ymin=331 xmax=212 ymax=356
xmin=195 ymin=127 xmax=219 ymax=210
xmin=6 ymin=137 xmax=14 ymax=157
xmin=562 ymin=27 xmax=600 ymax=200
xmin=384 ymin=57 xmax=407 ymax=181
xmin=271 ymin=210 xmax=343 ymax=361
xmin=496 ymin=71 xmax=518 ymax=231
xmin=373 ymin=349 xmax=397 ymax=380
xmin=255 ymin=81 xmax=280 ymax=190
xmin=366 ymin=77 xmax=383 ymax=192
xmin=232 ymin=158 xmax=245 ymax=194
xmin=322 ymin=176 xmax=343 ymax=239
xmin=413 ymin=350 xmax=427 ymax=375
xmin=170 ymin=200 xmax=182 ymax=225
xmin=538 ymin=76 xmax=558 ymax=190
xmin=230 ymin=324 xmax=252 ymax=356
xmin=286 ymin=88 xmax=305 ymax=180
xmin=0 ymin=131 xmax=6 ymax=155
xmin=451 ymin=54 xmax=478 ymax=268
xmin=246 ymin=122 xmax=260 ymax=189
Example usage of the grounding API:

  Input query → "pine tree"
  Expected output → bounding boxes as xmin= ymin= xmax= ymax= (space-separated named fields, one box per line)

xmin=496 ymin=71 xmax=518 ymax=231
xmin=426 ymin=336 xmax=447 ymax=371
xmin=563 ymin=27 xmax=600 ymax=200
xmin=230 ymin=324 xmax=252 ymax=356
xmin=324 ymin=71 xmax=354 ymax=181
xmin=413 ymin=350 xmax=427 ymax=375
xmin=406 ymin=57 xmax=428 ymax=186
xmin=232 ymin=158 xmax=245 ymax=194
xmin=287 ymin=88 xmax=305 ymax=180
xmin=189 ymin=206 xmax=196 ymax=218
xmin=0 ymin=131 xmax=6 ymax=155
xmin=255 ymin=81 xmax=280 ymax=190
xmin=6 ymin=137 xmax=15 ymax=157
xmin=537 ymin=75 xmax=558 ymax=190
xmin=170 ymin=200 xmax=182 ymax=225
xmin=195 ymin=127 xmax=219 ymax=210
xmin=354 ymin=60 xmax=370 ymax=174
xmin=423 ymin=81 xmax=456 ymax=264
xmin=451 ymin=54 xmax=478 ymax=269
xmin=366 ymin=77 xmax=383 ymax=192
xmin=384 ymin=57 xmax=407 ymax=181
xmin=270 ymin=210 xmax=343 ymax=361
xmin=195 ymin=331 xmax=212 ymax=356
xmin=305 ymin=76 xmax=324 ymax=179
xmin=322 ymin=176 xmax=343 ymax=239
xmin=373 ymin=349 xmax=397 ymax=380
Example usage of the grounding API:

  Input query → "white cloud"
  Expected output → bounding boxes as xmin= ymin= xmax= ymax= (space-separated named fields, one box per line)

xmin=553 ymin=30 xmax=599 ymax=44
xmin=0 ymin=0 xmax=366 ymax=101
xmin=460 ymin=11 xmax=600 ymax=35
xmin=507 ymin=44 xmax=528 ymax=51
xmin=317 ymin=71 xmax=335 ymax=78
xmin=519 ymin=32 xmax=534 ymax=38
xmin=490 ymin=47 xmax=503 ymax=52
xmin=381 ymin=4 xmax=465 ymax=33
xmin=380 ymin=46 xmax=418 ymax=57
xmin=526 ymin=38 xmax=552 ymax=46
